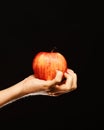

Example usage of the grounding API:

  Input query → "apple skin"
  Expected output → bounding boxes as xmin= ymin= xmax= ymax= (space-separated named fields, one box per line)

xmin=32 ymin=52 xmax=67 ymax=80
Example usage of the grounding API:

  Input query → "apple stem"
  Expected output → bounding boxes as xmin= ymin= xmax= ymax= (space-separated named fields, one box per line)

xmin=51 ymin=46 xmax=57 ymax=52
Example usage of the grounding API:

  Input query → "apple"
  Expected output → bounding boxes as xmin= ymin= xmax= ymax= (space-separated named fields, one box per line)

xmin=32 ymin=51 xmax=67 ymax=80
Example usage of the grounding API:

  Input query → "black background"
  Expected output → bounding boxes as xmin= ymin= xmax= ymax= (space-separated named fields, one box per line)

xmin=0 ymin=2 xmax=103 ymax=129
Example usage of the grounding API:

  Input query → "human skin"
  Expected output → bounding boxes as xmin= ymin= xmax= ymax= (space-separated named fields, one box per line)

xmin=0 ymin=69 xmax=77 ymax=108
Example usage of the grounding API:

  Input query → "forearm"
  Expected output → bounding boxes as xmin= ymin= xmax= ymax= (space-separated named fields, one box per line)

xmin=0 ymin=80 xmax=26 ymax=108
xmin=0 ymin=77 xmax=48 ymax=108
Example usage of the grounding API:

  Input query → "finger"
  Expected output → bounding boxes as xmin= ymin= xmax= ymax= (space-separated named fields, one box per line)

xmin=45 ymin=70 xmax=63 ymax=88
xmin=72 ymin=72 xmax=77 ymax=89
xmin=67 ymin=68 xmax=75 ymax=74
xmin=66 ymin=70 xmax=77 ymax=90
xmin=48 ymin=70 xmax=77 ymax=94
xmin=63 ymin=72 xmax=73 ymax=89
xmin=55 ymin=70 xmax=63 ymax=83
xmin=55 ymin=72 xmax=73 ymax=91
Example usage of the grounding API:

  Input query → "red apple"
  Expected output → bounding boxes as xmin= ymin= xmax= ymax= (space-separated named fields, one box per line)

xmin=32 ymin=51 xmax=67 ymax=80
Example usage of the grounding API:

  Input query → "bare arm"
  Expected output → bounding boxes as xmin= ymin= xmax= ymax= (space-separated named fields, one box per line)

xmin=0 ymin=69 xmax=77 ymax=108
xmin=0 ymin=80 xmax=26 ymax=107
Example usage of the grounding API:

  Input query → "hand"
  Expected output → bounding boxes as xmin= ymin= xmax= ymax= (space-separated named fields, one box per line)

xmin=23 ymin=69 xmax=77 ymax=96
xmin=45 ymin=69 xmax=77 ymax=96
xmin=0 ymin=68 xmax=77 ymax=108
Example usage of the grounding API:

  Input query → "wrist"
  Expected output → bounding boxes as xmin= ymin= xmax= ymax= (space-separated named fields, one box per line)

xmin=20 ymin=77 xmax=45 ymax=96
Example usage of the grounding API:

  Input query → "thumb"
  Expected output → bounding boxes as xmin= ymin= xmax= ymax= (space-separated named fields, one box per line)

xmin=54 ymin=70 xmax=63 ymax=83
xmin=45 ymin=70 xmax=63 ymax=88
